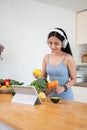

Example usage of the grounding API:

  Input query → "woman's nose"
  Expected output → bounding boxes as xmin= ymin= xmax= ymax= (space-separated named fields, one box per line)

xmin=51 ymin=43 xmax=55 ymax=48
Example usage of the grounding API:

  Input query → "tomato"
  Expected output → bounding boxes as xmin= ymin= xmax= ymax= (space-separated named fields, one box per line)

xmin=47 ymin=83 xmax=53 ymax=89
xmin=3 ymin=79 xmax=10 ymax=86
xmin=47 ymin=80 xmax=58 ymax=89
xmin=52 ymin=80 xmax=58 ymax=87
xmin=4 ymin=79 xmax=10 ymax=84
xmin=5 ymin=81 xmax=10 ymax=86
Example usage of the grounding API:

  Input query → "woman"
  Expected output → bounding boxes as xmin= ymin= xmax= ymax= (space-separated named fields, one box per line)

xmin=35 ymin=28 xmax=76 ymax=100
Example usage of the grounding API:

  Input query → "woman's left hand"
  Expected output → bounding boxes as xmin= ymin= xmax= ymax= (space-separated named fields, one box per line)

xmin=53 ymin=86 xmax=65 ymax=94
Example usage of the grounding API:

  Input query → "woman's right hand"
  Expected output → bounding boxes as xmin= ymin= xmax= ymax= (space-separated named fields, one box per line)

xmin=46 ymin=88 xmax=56 ymax=95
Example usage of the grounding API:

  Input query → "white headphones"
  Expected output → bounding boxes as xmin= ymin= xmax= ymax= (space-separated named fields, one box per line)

xmin=49 ymin=29 xmax=68 ymax=48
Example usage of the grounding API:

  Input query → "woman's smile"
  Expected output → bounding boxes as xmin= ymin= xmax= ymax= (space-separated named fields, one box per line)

xmin=51 ymin=48 xmax=58 ymax=53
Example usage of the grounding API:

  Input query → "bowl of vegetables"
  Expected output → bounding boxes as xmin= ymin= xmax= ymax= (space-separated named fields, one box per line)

xmin=0 ymin=79 xmax=24 ymax=95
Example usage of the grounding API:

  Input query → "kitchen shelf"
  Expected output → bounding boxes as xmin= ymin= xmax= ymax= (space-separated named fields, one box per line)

xmin=76 ymin=63 xmax=87 ymax=67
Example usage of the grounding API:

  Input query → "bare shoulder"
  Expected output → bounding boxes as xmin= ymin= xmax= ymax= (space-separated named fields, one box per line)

xmin=43 ymin=54 xmax=49 ymax=62
xmin=65 ymin=54 xmax=76 ymax=65
xmin=66 ymin=54 xmax=74 ymax=60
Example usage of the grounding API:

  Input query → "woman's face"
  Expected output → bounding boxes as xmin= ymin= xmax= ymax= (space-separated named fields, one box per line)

xmin=47 ymin=36 xmax=62 ymax=53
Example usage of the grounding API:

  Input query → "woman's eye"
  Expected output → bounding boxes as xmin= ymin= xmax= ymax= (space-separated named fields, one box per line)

xmin=54 ymin=43 xmax=59 ymax=45
xmin=48 ymin=42 xmax=52 ymax=45
xmin=48 ymin=41 xmax=59 ymax=46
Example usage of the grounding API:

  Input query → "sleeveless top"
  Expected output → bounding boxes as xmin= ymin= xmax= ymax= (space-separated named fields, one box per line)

xmin=46 ymin=54 xmax=74 ymax=100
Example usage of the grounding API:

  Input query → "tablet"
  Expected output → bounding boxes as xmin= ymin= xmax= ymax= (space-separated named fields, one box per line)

xmin=11 ymin=86 xmax=42 ymax=105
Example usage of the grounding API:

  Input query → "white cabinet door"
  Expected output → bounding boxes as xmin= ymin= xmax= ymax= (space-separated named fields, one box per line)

xmin=72 ymin=86 xmax=87 ymax=103
xmin=77 ymin=10 xmax=87 ymax=44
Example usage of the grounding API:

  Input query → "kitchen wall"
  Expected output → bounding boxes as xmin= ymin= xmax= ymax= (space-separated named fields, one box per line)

xmin=0 ymin=0 xmax=76 ymax=85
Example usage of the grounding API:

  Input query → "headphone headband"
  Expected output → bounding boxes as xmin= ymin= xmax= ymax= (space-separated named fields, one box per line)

xmin=49 ymin=29 xmax=68 ymax=48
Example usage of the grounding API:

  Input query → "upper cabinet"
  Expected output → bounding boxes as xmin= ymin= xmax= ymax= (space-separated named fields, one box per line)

xmin=76 ymin=10 xmax=87 ymax=44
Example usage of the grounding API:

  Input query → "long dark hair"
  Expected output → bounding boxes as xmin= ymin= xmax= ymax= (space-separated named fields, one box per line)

xmin=47 ymin=28 xmax=73 ymax=56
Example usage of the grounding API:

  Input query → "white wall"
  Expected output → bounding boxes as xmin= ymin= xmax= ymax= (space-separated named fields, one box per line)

xmin=0 ymin=0 xmax=76 ymax=85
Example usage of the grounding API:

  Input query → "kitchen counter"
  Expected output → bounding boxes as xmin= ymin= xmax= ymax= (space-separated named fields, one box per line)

xmin=0 ymin=94 xmax=87 ymax=130
xmin=74 ymin=82 xmax=87 ymax=87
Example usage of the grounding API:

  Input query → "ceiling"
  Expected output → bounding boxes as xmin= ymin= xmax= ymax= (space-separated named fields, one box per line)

xmin=35 ymin=0 xmax=87 ymax=12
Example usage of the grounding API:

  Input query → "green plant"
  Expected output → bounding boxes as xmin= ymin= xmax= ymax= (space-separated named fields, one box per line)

xmin=30 ymin=78 xmax=48 ymax=93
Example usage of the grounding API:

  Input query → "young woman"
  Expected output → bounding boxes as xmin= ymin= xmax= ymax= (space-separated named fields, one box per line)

xmin=34 ymin=28 xmax=76 ymax=100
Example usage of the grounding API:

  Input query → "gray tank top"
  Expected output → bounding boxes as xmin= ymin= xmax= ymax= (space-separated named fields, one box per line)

xmin=46 ymin=54 xmax=69 ymax=86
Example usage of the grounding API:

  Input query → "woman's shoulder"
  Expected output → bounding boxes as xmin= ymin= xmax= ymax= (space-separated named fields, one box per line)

xmin=65 ymin=53 xmax=75 ymax=64
xmin=43 ymin=54 xmax=50 ymax=63
xmin=43 ymin=54 xmax=50 ymax=59
xmin=65 ymin=53 xmax=73 ymax=59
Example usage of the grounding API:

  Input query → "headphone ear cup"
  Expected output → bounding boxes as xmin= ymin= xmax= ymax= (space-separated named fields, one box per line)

xmin=63 ymin=39 xmax=68 ymax=48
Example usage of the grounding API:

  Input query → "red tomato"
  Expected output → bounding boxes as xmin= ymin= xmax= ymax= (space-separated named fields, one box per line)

xmin=5 ymin=81 xmax=10 ymax=86
xmin=47 ymin=80 xmax=58 ymax=89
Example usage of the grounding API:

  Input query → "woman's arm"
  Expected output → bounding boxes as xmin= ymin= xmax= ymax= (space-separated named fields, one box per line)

xmin=65 ymin=54 xmax=76 ymax=88
xmin=41 ymin=55 xmax=48 ymax=79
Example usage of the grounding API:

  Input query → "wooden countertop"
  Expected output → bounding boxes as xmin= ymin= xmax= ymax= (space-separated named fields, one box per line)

xmin=74 ymin=82 xmax=87 ymax=87
xmin=0 ymin=94 xmax=87 ymax=130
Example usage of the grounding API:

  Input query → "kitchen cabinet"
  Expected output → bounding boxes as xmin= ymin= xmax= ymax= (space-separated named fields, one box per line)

xmin=77 ymin=10 xmax=87 ymax=44
xmin=72 ymin=86 xmax=87 ymax=103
